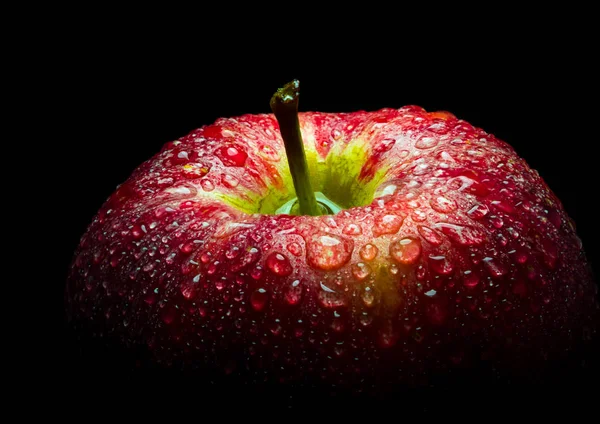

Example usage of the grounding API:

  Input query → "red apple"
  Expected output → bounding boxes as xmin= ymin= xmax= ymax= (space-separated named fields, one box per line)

xmin=66 ymin=81 xmax=598 ymax=396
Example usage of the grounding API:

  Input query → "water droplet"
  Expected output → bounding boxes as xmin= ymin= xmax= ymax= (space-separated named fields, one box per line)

xmin=359 ymin=243 xmax=379 ymax=261
xmin=373 ymin=213 xmax=404 ymax=236
xmin=430 ymin=196 xmax=457 ymax=213
xmin=342 ymin=223 xmax=362 ymax=235
xmin=482 ymin=257 xmax=506 ymax=278
xmin=161 ymin=306 xmax=177 ymax=324
xmin=379 ymin=138 xmax=396 ymax=153
xmin=447 ymin=175 xmax=489 ymax=196
xmin=377 ymin=324 xmax=399 ymax=348
xmin=200 ymin=252 xmax=212 ymax=264
xmin=176 ymin=150 xmax=189 ymax=162
xmin=318 ymin=285 xmax=348 ymax=308
xmin=285 ymin=279 xmax=303 ymax=305
xmin=411 ymin=209 xmax=427 ymax=222
xmin=425 ymin=289 xmax=437 ymax=297
xmin=515 ymin=249 xmax=528 ymax=264
xmin=250 ymin=266 xmax=264 ymax=280
xmin=434 ymin=222 xmax=485 ymax=246
xmin=352 ymin=262 xmax=372 ymax=281
xmin=286 ymin=242 xmax=302 ymax=256
xmin=547 ymin=207 xmax=562 ymax=228
xmin=131 ymin=224 xmax=143 ymax=240
xmin=490 ymin=215 xmax=504 ymax=228
xmin=154 ymin=206 xmax=174 ymax=218
xmin=428 ymin=254 xmax=454 ymax=275
xmin=250 ymin=288 xmax=268 ymax=311
xmin=259 ymin=144 xmax=280 ymax=161
xmin=269 ymin=322 xmax=283 ymax=336
xmin=92 ymin=251 xmax=103 ymax=264
xmin=226 ymin=245 xmax=240 ymax=259
xmin=181 ymin=285 xmax=194 ymax=299
xmin=221 ymin=173 xmax=239 ymax=188
xmin=158 ymin=177 xmax=175 ymax=188
xmin=467 ymin=203 xmax=489 ymax=219
xmin=200 ymin=178 xmax=215 ymax=192
xmin=306 ymin=234 xmax=353 ymax=271
xmin=319 ymin=281 xmax=335 ymax=293
xmin=362 ymin=287 xmax=376 ymax=307
xmin=231 ymin=246 xmax=261 ymax=271
xmin=217 ymin=145 xmax=248 ymax=167
xmin=360 ymin=313 xmax=373 ymax=327
xmin=180 ymin=242 xmax=194 ymax=254
xmin=390 ymin=237 xmax=422 ymax=265
xmin=413 ymin=163 xmax=431 ymax=176
xmin=207 ymin=261 xmax=219 ymax=275
xmin=266 ymin=252 xmax=293 ymax=276
xmin=331 ymin=318 xmax=345 ymax=333
xmin=463 ymin=270 xmax=480 ymax=288
xmin=166 ymin=185 xmax=193 ymax=196
xmin=417 ymin=225 xmax=443 ymax=246
xmin=376 ymin=183 xmax=398 ymax=198
xmin=491 ymin=200 xmax=515 ymax=214
xmin=497 ymin=233 xmax=508 ymax=246
xmin=415 ymin=136 xmax=439 ymax=149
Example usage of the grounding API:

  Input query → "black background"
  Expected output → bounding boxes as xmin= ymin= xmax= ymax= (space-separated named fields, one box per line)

xmin=44 ymin=8 xmax=598 ymax=415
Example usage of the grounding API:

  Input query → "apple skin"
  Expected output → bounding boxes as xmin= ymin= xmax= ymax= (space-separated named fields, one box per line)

xmin=66 ymin=106 xmax=598 ymax=391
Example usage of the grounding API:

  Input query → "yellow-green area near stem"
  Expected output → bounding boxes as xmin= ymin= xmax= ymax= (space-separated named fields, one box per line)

xmin=215 ymin=136 xmax=391 ymax=216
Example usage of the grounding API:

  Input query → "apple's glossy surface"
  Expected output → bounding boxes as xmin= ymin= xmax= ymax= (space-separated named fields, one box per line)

xmin=66 ymin=105 xmax=598 ymax=395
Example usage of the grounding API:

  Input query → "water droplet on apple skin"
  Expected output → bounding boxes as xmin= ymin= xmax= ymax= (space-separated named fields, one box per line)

xmin=362 ymin=286 xmax=376 ymax=307
xmin=390 ymin=237 xmax=422 ymax=265
xmin=430 ymin=196 xmax=457 ymax=213
xmin=342 ymin=223 xmax=362 ymax=235
xmin=216 ymin=145 xmax=248 ymax=167
xmin=221 ymin=173 xmax=239 ymax=188
xmin=250 ymin=288 xmax=268 ymax=311
xmin=352 ymin=262 xmax=372 ymax=281
xmin=359 ymin=243 xmax=378 ymax=261
xmin=490 ymin=215 xmax=504 ymax=228
xmin=305 ymin=234 xmax=354 ymax=271
xmin=318 ymin=290 xmax=348 ymax=309
xmin=286 ymin=242 xmax=302 ymax=256
xmin=250 ymin=266 xmax=264 ymax=280
xmin=418 ymin=225 xmax=443 ymax=246
xmin=428 ymin=254 xmax=454 ymax=275
xmin=411 ymin=209 xmax=427 ymax=222
xmin=160 ymin=306 xmax=177 ymax=324
xmin=482 ymin=257 xmax=507 ymax=278
xmin=200 ymin=179 xmax=215 ymax=192
xmin=265 ymin=252 xmax=293 ymax=276
xmin=415 ymin=136 xmax=439 ymax=149
xmin=284 ymin=279 xmax=303 ymax=305
xmin=377 ymin=323 xmax=399 ymax=348
xmin=434 ymin=222 xmax=485 ymax=246
xmin=373 ymin=213 xmax=404 ymax=236
xmin=467 ymin=203 xmax=489 ymax=219
xmin=463 ymin=270 xmax=480 ymax=288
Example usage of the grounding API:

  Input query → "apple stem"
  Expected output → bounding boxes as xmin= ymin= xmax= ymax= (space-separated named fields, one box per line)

xmin=270 ymin=80 xmax=321 ymax=216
